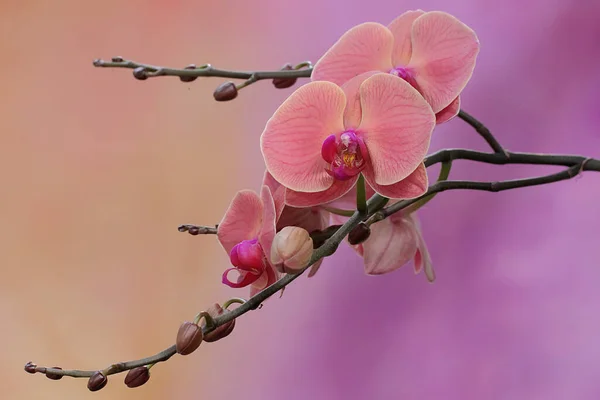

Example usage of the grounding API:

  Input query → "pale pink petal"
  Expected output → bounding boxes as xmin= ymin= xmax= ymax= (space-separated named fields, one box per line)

xmin=285 ymin=178 xmax=357 ymax=207
xmin=412 ymin=215 xmax=435 ymax=282
xmin=258 ymin=186 xmax=277 ymax=258
xmin=435 ymin=96 xmax=460 ymax=124
xmin=312 ymin=23 xmax=394 ymax=86
xmin=362 ymin=214 xmax=418 ymax=275
xmin=261 ymin=171 xmax=286 ymax=220
xmin=387 ymin=9 xmax=425 ymax=65
xmin=341 ymin=71 xmax=380 ymax=129
xmin=217 ymin=190 xmax=263 ymax=254
xmin=363 ymin=163 xmax=428 ymax=199
xmin=261 ymin=82 xmax=346 ymax=192
xmin=326 ymin=182 xmax=376 ymax=210
xmin=358 ymin=74 xmax=435 ymax=185
xmin=249 ymin=264 xmax=280 ymax=297
xmin=307 ymin=260 xmax=323 ymax=277
xmin=409 ymin=11 xmax=480 ymax=113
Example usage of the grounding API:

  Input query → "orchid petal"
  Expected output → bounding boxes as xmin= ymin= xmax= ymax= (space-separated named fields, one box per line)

xmin=363 ymin=163 xmax=428 ymax=199
xmin=285 ymin=178 xmax=357 ymax=207
xmin=358 ymin=74 xmax=435 ymax=185
xmin=409 ymin=11 xmax=480 ymax=113
xmin=312 ymin=23 xmax=394 ymax=85
xmin=362 ymin=214 xmax=419 ymax=275
xmin=217 ymin=190 xmax=263 ymax=254
xmin=412 ymin=215 xmax=435 ymax=282
xmin=307 ymin=260 xmax=324 ymax=277
xmin=222 ymin=268 xmax=261 ymax=288
xmin=261 ymin=81 xmax=346 ymax=192
xmin=387 ymin=9 xmax=425 ymax=65
xmin=262 ymin=171 xmax=286 ymax=220
xmin=277 ymin=206 xmax=330 ymax=234
xmin=341 ymin=71 xmax=380 ymax=129
xmin=435 ymin=96 xmax=461 ymax=124
xmin=258 ymin=186 xmax=277 ymax=259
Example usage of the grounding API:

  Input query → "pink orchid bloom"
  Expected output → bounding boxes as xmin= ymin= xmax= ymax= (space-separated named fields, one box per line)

xmin=261 ymin=72 xmax=435 ymax=207
xmin=312 ymin=10 xmax=480 ymax=123
xmin=217 ymin=186 xmax=281 ymax=297
xmin=263 ymin=171 xmax=330 ymax=277
xmin=330 ymin=191 xmax=435 ymax=281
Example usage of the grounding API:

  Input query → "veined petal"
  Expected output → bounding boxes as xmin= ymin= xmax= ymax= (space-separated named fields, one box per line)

xmin=358 ymin=74 xmax=435 ymax=185
xmin=258 ymin=185 xmax=277 ymax=259
xmin=217 ymin=190 xmax=263 ymax=254
xmin=341 ymin=71 xmax=380 ymax=129
xmin=363 ymin=163 xmax=428 ymax=199
xmin=409 ymin=11 xmax=480 ymax=113
xmin=362 ymin=213 xmax=418 ymax=275
xmin=261 ymin=81 xmax=346 ymax=192
xmin=388 ymin=9 xmax=425 ymax=66
xmin=285 ymin=178 xmax=357 ymax=207
xmin=435 ymin=96 xmax=460 ymax=124
xmin=326 ymin=181 xmax=376 ymax=210
xmin=261 ymin=171 xmax=286 ymax=220
xmin=312 ymin=22 xmax=394 ymax=85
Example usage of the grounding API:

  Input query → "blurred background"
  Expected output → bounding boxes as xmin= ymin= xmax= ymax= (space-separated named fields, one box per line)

xmin=2 ymin=0 xmax=599 ymax=399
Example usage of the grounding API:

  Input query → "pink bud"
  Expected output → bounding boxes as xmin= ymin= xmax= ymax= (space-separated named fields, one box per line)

xmin=270 ymin=226 xmax=313 ymax=274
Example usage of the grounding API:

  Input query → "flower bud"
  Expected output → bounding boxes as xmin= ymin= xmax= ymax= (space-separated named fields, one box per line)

xmin=270 ymin=226 xmax=313 ymax=274
xmin=348 ymin=222 xmax=371 ymax=245
xmin=176 ymin=321 xmax=203 ymax=355
xmin=132 ymin=67 xmax=148 ymax=80
xmin=213 ymin=81 xmax=238 ymax=101
xmin=24 ymin=361 xmax=37 ymax=374
xmin=87 ymin=371 xmax=108 ymax=392
xmin=272 ymin=63 xmax=297 ymax=89
xmin=111 ymin=56 xmax=124 ymax=62
xmin=46 ymin=367 xmax=63 ymax=380
xmin=124 ymin=366 xmax=150 ymax=388
xmin=180 ymin=64 xmax=198 ymax=83
xmin=202 ymin=303 xmax=236 ymax=343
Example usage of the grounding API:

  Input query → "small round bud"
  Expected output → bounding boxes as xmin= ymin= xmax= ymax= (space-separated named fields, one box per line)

xmin=46 ymin=367 xmax=63 ymax=380
xmin=213 ymin=81 xmax=238 ymax=101
xmin=111 ymin=56 xmax=124 ymax=62
xmin=203 ymin=303 xmax=236 ymax=343
xmin=24 ymin=361 xmax=37 ymax=374
xmin=176 ymin=321 xmax=203 ymax=355
xmin=180 ymin=64 xmax=198 ymax=83
xmin=270 ymin=226 xmax=313 ymax=274
xmin=87 ymin=371 xmax=108 ymax=392
xmin=124 ymin=366 xmax=150 ymax=388
xmin=348 ymin=222 xmax=371 ymax=245
xmin=132 ymin=67 xmax=148 ymax=80
xmin=272 ymin=63 xmax=297 ymax=89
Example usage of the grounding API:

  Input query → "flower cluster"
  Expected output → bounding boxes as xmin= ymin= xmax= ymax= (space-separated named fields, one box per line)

xmin=218 ymin=10 xmax=479 ymax=292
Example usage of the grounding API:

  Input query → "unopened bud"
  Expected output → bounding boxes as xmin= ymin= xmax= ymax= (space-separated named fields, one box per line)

xmin=87 ymin=371 xmax=108 ymax=392
xmin=180 ymin=64 xmax=198 ymax=83
xmin=272 ymin=63 xmax=297 ymax=89
xmin=24 ymin=361 xmax=37 ymax=374
xmin=124 ymin=366 xmax=150 ymax=388
xmin=176 ymin=321 xmax=203 ymax=355
xmin=132 ymin=67 xmax=148 ymax=80
xmin=348 ymin=222 xmax=371 ymax=245
xmin=270 ymin=226 xmax=313 ymax=274
xmin=213 ymin=81 xmax=238 ymax=101
xmin=46 ymin=367 xmax=63 ymax=380
xmin=202 ymin=303 xmax=236 ymax=342
xmin=111 ymin=56 xmax=124 ymax=62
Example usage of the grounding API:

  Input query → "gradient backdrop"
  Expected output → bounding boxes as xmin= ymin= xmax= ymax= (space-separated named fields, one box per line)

xmin=2 ymin=0 xmax=599 ymax=399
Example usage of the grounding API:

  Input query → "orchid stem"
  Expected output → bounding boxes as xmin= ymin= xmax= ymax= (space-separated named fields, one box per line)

xmin=321 ymin=206 xmax=355 ymax=217
xmin=404 ymin=161 xmax=452 ymax=214
xmin=356 ymin=174 xmax=367 ymax=214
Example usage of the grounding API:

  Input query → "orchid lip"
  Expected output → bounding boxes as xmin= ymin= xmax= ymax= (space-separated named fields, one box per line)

xmin=321 ymin=130 xmax=367 ymax=181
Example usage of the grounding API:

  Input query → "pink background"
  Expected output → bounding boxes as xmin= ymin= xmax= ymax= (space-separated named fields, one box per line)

xmin=2 ymin=1 xmax=599 ymax=399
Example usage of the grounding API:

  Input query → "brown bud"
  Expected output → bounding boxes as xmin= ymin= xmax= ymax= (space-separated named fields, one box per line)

xmin=176 ymin=321 xmax=203 ymax=355
xmin=124 ymin=366 xmax=150 ymax=388
xmin=203 ymin=304 xmax=236 ymax=343
xmin=111 ymin=56 xmax=124 ymax=62
xmin=272 ymin=63 xmax=297 ymax=89
xmin=348 ymin=222 xmax=371 ymax=245
xmin=24 ymin=361 xmax=37 ymax=374
xmin=180 ymin=64 xmax=198 ymax=83
xmin=87 ymin=371 xmax=108 ymax=392
xmin=46 ymin=367 xmax=63 ymax=380
xmin=213 ymin=81 xmax=238 ymax=101
xmin=132 ymin=67 xmax=148 ymax=80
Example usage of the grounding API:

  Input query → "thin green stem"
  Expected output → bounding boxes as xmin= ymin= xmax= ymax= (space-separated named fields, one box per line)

xmin=404 ymin=161 xmax=452 ymax=214
xmin=356 ymin=174 xmax=367 ymax=214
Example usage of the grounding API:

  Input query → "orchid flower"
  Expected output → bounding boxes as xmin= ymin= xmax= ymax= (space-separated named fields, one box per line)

xmin=217 ymin=186 xmax=281 ymax=296
xmin=261 ymin=72 xmax=435 ymax=207
xmin=312 ymin=10 xmax=479 ymax=123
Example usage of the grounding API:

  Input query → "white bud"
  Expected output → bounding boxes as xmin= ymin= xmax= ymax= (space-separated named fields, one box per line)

xmin=270 ymin=226 xmax=313 ymax=274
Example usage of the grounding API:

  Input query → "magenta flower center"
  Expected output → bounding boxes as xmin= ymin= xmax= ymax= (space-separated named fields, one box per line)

xmin=389 ymin=66 xmax=420 ymax=91
xmin=321 ymin=131 xmax=367 ymax=181
xmin=223 ymin=238 xmax=266 ymax=288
